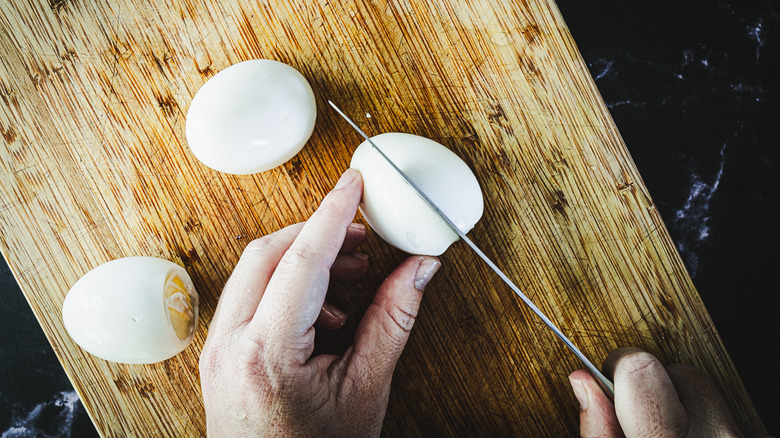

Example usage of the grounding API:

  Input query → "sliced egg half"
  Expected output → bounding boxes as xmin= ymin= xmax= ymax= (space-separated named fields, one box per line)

xmin=350 ymin=132 xmax=484 ymax=256
xmin=62 ymin=257 xmax=199 ymax=364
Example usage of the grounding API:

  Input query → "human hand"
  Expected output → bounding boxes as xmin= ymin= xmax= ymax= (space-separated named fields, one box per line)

xmin=568 ymin=347 xmax=770 ymax=438
xmin=198 ymin=168 xmax=442 ymax=437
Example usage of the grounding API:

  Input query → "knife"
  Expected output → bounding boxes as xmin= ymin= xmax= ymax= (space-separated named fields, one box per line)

xmin=328 ymin=100 xmax=615 ymax=398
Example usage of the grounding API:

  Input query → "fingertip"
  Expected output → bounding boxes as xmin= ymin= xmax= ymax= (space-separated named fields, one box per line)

xmin=569 ymin=369 xmax=593 ymax=381
xmin=338 ymin=222 xmax=368 ymax=256
xmin=414 ymin=257 xmax=441 ymax=291
xmin=347 ymin=222 xmax=367 ymax=233
xmin=614 ymin=350 xmax=664 ymax=377
xmin=569 ymin=369 xmax=622 ymax=437
xmin=608 ymin=348 xmax=688 ymax=437
xmin=568 ymin=369 xmax=612 ymax=411
xmin=316 ymin=301 xmax=348 ymax=330
xmin=334 ymin=168 xmax=362 ymax=190
xmin=568 ymin=371 xmax=591 ymax=411
xmin=331 ymin=252 xmax=371 ymax=281
xmin=603 ymin=346 xmax=646 ymax=379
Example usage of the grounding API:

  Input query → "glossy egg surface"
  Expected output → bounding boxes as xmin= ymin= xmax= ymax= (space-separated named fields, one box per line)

xmin=186 ymin=59 xmax=316 ymax=174
xmin=350 ymin=132 xmax=484 ymax=256
xmin=62 ymin=257 xmax=199 ymax=364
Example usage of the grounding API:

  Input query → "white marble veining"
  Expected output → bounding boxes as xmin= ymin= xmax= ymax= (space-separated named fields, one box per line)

xmin=672 ymin=142 xmax=728 ymax=277
xmin=583 ymin=5 xmax=770 ymax=281
xmin=1 ymin=391 xmax=80 ymax=438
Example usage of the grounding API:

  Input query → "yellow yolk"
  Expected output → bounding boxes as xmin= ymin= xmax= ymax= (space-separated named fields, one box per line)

xmin=63 ymin=257 xmax=200 ymax=364
xmin=164 ymin=273 xmax=195 ymax=340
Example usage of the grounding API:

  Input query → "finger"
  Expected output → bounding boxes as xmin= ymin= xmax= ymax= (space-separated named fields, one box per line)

xmin=331 ymin=252 xmax=370 ymax=281
xmin=568 ymin=370 xmax=623 ymax=438
xmin=349 ymin=256 xmax=441 ymax=389
xmin=666 ymin=364 xmax=742 ymax=434
xmin=341 ymin=223 xmax=367 ymax=253
xmin=210 ymin=219 xmax=366 ymax=336
xmin=607 ymin=348 xmax=688 ymax=437
xmin=208 ymin=223 xmax=304 ymax=334
xmin=314 ymin=300 xmax=348 ymax=331
xmin=251 ymin=169 xmax=363 ymax=359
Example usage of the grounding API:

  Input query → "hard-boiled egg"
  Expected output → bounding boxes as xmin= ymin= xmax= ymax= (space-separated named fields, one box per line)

xmin=185 ymin=59 xmax=316 ymax=174
xmin=62 ymin=257 xmax=199 ymax=364
xmin=350 ymin=132 xmax=484 ymax=256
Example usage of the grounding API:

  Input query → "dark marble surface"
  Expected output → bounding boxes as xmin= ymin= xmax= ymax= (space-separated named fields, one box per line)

xmin=1 ymin=259 xmax=99 ymax=437
xmin=1 ymin=0 xmax=778 ymax=435
xmin=558 ymin=0 xmax=779 ymax=434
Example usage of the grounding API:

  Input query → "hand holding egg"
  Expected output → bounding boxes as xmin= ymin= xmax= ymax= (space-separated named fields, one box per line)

xmin=194 ymin=131 xmax=464 ymax=435
xmin=199 ymin=169 xmax=442 ymax=436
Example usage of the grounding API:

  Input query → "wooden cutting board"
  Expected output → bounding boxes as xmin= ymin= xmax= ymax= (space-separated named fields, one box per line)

xmin=0 ymin=0 xmax=764 ymax=436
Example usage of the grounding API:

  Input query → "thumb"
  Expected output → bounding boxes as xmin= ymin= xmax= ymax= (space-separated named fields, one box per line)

xmin=568 ymin=370 xmax=623 ymax=438
xmin=608 ymin=348 xmax=689 ymax=437
xmin=350 ymin=256 xmax=441 ymax=385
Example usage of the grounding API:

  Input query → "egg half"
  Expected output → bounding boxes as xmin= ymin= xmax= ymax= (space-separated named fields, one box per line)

xmin=62 ymin=257 xmax=199 ymax=364
xmin=350 ymin=132 xmax=484 ymax=256
xmin=185 ymin=59 xmax=317 ymax=175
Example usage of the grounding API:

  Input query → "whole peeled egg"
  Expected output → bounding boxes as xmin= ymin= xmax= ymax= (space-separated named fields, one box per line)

xmin=62 ymin=257 xmax=199 ymax=364
xmin=350 ymin=132 xmax=484 ymax=256
xmin=185 ymin=59 xmax=316 ymax=174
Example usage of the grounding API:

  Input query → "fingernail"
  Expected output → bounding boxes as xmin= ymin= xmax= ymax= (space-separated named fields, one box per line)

xmin=568 ymin=377 xmax=589 ymax=411
xmin=334 ymin=168 xmax=359 ymax=189
xmin=348 ymin=222 xmax=366 ymax=232
xmin=414 ymin=258 xmax=441 ymax=291
xmin=352 ymin=251 xmax=369 ymax=261
xmin=322 ymin=303 xmax=347 ymax=321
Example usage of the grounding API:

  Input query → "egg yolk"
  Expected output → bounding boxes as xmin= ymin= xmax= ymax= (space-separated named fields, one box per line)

xmin=164 ymin=273 xmax=195 ymax=340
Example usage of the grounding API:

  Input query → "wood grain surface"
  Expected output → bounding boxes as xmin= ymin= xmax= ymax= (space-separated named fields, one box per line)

xmin=0 ymin=0 xmax=763 ymax=436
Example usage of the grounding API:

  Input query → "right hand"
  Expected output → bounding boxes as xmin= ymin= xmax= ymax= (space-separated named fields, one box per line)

xmin=568 ymin=347 xmax=771 ymax=438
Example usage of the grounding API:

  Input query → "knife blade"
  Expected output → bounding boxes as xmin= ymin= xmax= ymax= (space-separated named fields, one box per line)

xmin=328 ymin=100 xmax=615 ymax=398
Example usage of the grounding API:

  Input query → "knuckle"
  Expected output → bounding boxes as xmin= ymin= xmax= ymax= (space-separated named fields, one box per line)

xmin=620 ymin=351 xmax=664 ymax=375
xmin=243 ymin=234 xmax=283 ymax=255
xmin=241 ymin=223 xmax=303 ymax=256
xmin=198 ymin=341 xmax=222 ymax=387
xmin=375 ymin=302 xmax=418 ymax=350
xmin=234 ymin=332 xmax=287 ymax=390
xmin=279 ymin=240 xmax=324 ymax=270
xmin=283 ymin=245 xmax=315 ymax=264
xmin=388 ymin=303 xmax=417 ymax=333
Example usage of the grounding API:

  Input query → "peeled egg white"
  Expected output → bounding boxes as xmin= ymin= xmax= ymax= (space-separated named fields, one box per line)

xmin=185 ymin=59 xmax=316 ymax=175
xmin=62 ymin=257 xmax=199 ymax=364
xmin=350 ymin=132 xmax=484 ymax=256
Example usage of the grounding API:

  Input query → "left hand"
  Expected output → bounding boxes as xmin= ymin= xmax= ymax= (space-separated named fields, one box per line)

xmin=199 ymin=168 xmax=441 ymax=437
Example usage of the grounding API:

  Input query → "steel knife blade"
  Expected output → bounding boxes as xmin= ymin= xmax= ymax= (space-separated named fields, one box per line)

xmin=328 ymin=100 xmax=615 ymax=398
